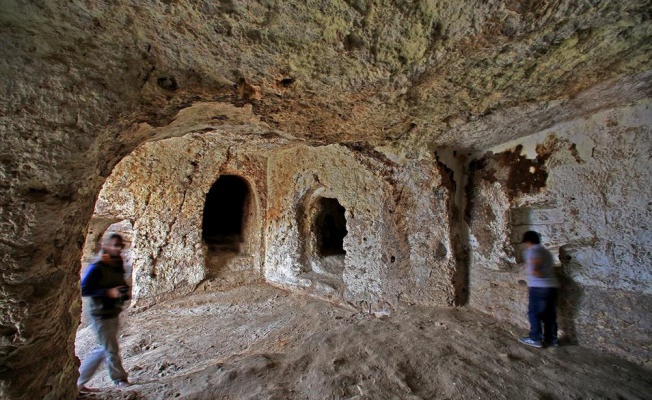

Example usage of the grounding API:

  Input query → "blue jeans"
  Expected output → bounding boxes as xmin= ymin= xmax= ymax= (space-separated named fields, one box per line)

xmin=77 ymin=316 xmax=128 ymax=386
xmin=528 ymin=287 xmax=558 ymax=342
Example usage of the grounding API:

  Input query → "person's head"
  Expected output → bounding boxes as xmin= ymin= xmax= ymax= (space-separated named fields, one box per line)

xmin=102 ymin=233 xmax=124 ymax=257
xmin=521 ymin=230 xmax=541 ymax=246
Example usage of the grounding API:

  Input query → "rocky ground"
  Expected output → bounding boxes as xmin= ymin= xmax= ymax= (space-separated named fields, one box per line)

xmin=75 ymin=284 xmax=651 ymax=400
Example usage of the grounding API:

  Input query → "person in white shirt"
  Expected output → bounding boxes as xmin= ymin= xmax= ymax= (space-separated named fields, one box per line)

xmin=518 ymin=231 xmax=559 ymax=349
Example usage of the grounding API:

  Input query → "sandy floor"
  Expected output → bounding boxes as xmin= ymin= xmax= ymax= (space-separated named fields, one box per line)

xmin=75 ymin=284 xmax=651 ymax=400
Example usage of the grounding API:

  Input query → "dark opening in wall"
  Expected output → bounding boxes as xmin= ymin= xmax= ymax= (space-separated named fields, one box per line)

xmin=315 ymin=198 xmax=347 ymax=256
xmin=202 ymin=175 xmax=249 ymax=249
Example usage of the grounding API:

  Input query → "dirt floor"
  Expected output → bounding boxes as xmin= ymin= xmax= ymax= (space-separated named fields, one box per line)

xmin=75 ymin=284 xmax=652 ymax=400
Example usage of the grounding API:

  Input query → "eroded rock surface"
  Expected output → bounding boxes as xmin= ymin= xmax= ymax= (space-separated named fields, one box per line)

xmin=1 ymin=1 xmax=651 ymax=399
xmin=74 ymin=284 xmax=652 ymax=399
xmin=467 ymin=101 xmax=652 ymax=364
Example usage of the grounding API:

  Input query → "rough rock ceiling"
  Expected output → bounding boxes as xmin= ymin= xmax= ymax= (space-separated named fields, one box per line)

xmin=2 ymin=0 xmax=651 ymax=155
xmin=0 ymin=3 xmax=651 ymax=399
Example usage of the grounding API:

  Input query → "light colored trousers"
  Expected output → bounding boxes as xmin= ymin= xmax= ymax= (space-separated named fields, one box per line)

xmin=77 ymin=316 xmax=128 ymax=386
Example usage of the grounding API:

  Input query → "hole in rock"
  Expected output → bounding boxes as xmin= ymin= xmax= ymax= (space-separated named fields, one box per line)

xmin=314 ymin=197 xmax=347 ymax=257
xmin=202 ymin=175 xmax=249 ymax=251
xmin=279 ymin=77 xmax=295 ymax=86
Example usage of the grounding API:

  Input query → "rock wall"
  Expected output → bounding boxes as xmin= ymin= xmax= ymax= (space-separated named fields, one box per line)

xmin=1 ymin=0 xmax=650 ymax=397
xmin=92 ymin=132 xmax=463 ymax=310
xmin=265 ymin=144 xmax=460 ymax=308
xmin=93 ymin=129 xmax=271 ymax=302
xmin=466 ymin=100 xmax=652 ymax=364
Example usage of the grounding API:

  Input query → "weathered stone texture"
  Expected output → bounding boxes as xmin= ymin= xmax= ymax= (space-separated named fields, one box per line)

xmin=467 ymin=101 xmax=652 ymax=364
xmin=265 ymin=145 xmax=458 ymax=307
xmin=265 ymin=145 xmax=391 ymax=303
xmin=85 ymin=103 xmax=278 ymax=303
xmin=92 ymin=128 xmax=461 ymax=309
xmin=388 ymin=161 xmax=460 ymax=306
xmin=1 ymin=0 xmax=651 ymax=398
xmin=94 ymin=137 xmax=271 ymax=302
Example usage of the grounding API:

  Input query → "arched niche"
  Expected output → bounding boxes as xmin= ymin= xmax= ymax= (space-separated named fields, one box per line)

xmin=298 ymin=187 xmax=349 ymax=288
xmin=201 ymin=174 xmax=258 ymax=284
xmin=314 ymin=197 xmax=348 ymax=257
xmin=202 ymin=175 xmax=250 ymax=250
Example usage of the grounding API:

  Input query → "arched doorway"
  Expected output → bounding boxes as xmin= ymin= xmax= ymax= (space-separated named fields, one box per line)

xmin=315 ymin=197 xmax=347 ymax=257
xmin=202 ymin=175 xmax=249 ymax=251
xmin=201 ymin=175 xmax=257 ymax=287
xmin=298 ymin=193 xmax=348 ymax=287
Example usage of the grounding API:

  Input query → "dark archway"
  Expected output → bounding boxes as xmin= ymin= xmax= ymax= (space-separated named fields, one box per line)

xmin=202 ymin=175 xmax=249 ymax=251
xmin=315 ymin=198 xmax=347 ymax=256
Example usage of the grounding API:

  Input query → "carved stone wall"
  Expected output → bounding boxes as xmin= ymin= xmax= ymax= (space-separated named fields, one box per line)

xmin=87 ymin=134 xmax=462 ymax=313
xmin=467 ymin=101 xmax=652 ymax=364
xmin=265 ymin=144 xmax=460 ymax=308
xmin=1 ymin=0 xmax=651 ymax=398
xmin=91 ymin=130 xmax=272 ymax=302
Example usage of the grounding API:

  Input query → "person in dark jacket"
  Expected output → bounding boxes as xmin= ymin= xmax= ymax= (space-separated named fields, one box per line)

xmin=77 ymin=234 xmax=130 ymax=392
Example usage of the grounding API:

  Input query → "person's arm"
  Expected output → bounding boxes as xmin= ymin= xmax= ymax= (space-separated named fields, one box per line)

xmin=530 ymin=255 xmax=544 ymax=277
xmin=81 ymin=264 xmax=108 ymax=297
xmin=81 ymin=265 xmax=122 ymax=298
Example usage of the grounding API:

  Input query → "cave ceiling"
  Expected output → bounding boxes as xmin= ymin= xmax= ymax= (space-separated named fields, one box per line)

xmin=2 ymin=0 xmax=651 ymax=156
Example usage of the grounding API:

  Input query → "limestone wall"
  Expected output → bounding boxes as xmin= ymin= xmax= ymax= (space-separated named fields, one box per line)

xmin=265 ymin=144 xmax=460 ymax=308
xmin=93 ymin=131 xmax=269 ymax=301
xmin=92 ymin=136 xmax=462 ymax=309
xmin=1 ymin=0 xmax=650 ymax=397
xmin=466 ymin=100 xmax=652 ymax=364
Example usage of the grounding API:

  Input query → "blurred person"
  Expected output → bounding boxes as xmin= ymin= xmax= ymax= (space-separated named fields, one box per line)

xmin=77 ymin=234 xmax=130 ymax=392
xmin=518 ymin=231 xmax=560 ymax=349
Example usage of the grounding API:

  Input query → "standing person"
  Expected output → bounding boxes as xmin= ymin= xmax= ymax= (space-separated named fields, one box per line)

xmin=77 ymin=234 xmax=130 ymax=392
xmin=519 ymin=231 xmax=560 ymax=348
